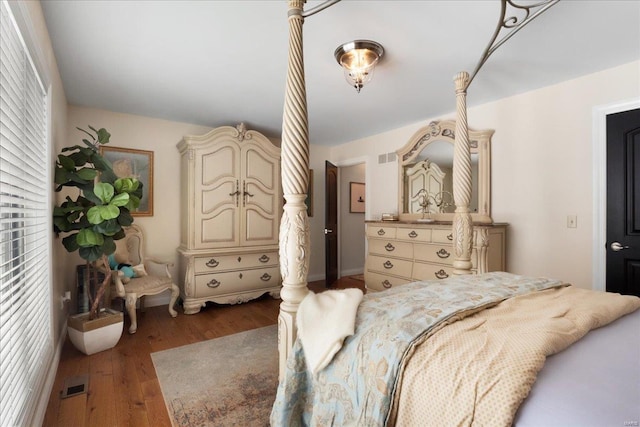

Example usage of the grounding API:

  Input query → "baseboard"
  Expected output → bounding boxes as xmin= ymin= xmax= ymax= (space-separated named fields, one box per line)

xmin=340 ymin=268 xmax=364 ymax=277
xmin=29 ymin=323 xmax=67 ymax=427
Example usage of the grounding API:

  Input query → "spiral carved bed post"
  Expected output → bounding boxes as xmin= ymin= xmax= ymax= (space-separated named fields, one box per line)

xmin=278 ymin=0 xmax=310 ymax=380
xmin=452 ymin=71 xmax=473 ymax=275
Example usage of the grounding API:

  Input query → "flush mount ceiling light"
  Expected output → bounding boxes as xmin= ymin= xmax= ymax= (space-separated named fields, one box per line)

xmin=334 ymin=40 xmax=384 ymax=93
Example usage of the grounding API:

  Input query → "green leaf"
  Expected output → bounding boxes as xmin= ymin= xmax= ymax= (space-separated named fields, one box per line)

xmin=58 ymin=154 xmax=75 ymax=171
xmin=93 ymin=219 xmax=120 ymax=236
xmin=100 ymin=205 xmax=120 ymax=220
xmin=126 ymin=194 xmax=140 ymax=211
xmin=96 ymin=128 xmax=111 ymax=144
xmin=62 ymin=234 xmax=79 ymax=252
xmin=81 ymin=185 xmax=102 ymax=205
xmin=77 ymin=127 xmax=96 ymax=141
xmin=109 ymin=192 xmax=129 ymax=207
xmin=76 ymin=168 xmax=98 ymax=181
xmin=93 ymin=182 xmax=114 ymax=204
xmin=76 ymin=228 xmax=104 ymax=247
xmin=112 ymin=228 xmax=126 ymax=241
xmin=117 ymin=209 xmax=133 ymax=226
xmin=79 ymin=245 xmax=102 ymax=262
xmin=102 ymin=236 xmax=116 ymax=256
xmin=86 ymin=206 xmax=103 ymax=225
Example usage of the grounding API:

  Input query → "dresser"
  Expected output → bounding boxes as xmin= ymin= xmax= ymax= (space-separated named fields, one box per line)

xmin=177 ymin=123 xmax=282 ymax=314
xmin=365 ymin=221 xmax=507 ymax=292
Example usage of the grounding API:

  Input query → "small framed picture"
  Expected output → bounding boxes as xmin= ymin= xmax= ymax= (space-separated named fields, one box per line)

xmin=100 ymin=146 xmax=154 ymax=216
xmin=350 ymin=182 xmax=365 ymax=213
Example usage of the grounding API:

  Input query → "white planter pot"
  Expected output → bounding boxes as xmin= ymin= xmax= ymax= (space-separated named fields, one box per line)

xmin=67 ymin=309 xmax=124 ymax=355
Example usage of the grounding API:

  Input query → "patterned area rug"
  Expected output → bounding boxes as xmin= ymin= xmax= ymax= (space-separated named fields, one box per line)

xmin=152 ymin=325 xmax=278 ymax=426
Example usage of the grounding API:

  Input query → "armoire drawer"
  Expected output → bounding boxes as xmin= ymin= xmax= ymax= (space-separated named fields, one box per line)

xmin=368 ymin=239 xmax=413 ymax=259
xmin=194 ymin=251 xmax=278 ymax=273
xmin=414 ymin=244 xmax=477 ymax=268
xmin=365 ymin=271 xmax=411 ymax=292
xmin=367 ymin=255 xmax=413 ymax=279
xmin=193 ymin=266 xmax=280 ymax=298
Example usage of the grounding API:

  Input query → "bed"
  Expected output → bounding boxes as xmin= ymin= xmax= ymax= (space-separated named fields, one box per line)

xmin=272 ymin=0 xmax=640 ymax=426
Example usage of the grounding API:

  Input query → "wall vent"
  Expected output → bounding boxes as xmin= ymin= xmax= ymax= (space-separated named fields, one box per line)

xmin=378 ymin=154 xmax=387 ymax=164
xmin=387 ymin=152 xmax=397 ymax=162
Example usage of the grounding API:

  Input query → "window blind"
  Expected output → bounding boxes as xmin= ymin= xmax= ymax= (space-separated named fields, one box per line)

xmin=0 ymin=1 xmax=51 ymax=425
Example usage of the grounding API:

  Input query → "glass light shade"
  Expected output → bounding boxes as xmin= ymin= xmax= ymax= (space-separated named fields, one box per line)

xmin=334 ymin=40 xmax=384 ymax=93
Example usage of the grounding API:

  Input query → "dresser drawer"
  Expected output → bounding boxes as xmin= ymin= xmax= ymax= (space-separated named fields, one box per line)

xmin=368 ymin=239 xmax=413 ymax=258
xmin=367 ymin=225 xmax=397 ymax=239
xmin=414 ymin=244 xmax=477 ymax=268
xmin=412 ymin=262 xmax=456 ymax=281
xmin=367 ymin=255 xmax=413 ymax=278
xmin=193 ymin=266 xmax=280 ymax=298
xmin=365 ymin=271 xmax=411 ymax=292
xmin=194 ymin=251 xmax=278 ymax=273
xmin=396 ymin=227 xmax=431 ymax=242
xmin=432 ymin=229 xmax=454 ymax=244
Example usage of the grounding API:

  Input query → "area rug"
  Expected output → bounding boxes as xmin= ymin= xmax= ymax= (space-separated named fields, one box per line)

xmin=151 ymin=325 xmax=278 ymax=426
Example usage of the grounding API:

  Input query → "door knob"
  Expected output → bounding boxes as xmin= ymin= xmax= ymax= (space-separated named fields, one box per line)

xmin=324 ymin=228 xmax=333 ymax=234
xmin=610 ymin=242 xmax=629 ymax=251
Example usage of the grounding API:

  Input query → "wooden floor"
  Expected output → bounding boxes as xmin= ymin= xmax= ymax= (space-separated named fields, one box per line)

xmin=42 ymin=276 xmax=366 ymax=426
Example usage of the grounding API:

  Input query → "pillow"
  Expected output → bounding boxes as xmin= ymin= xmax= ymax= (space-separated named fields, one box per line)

xmin=132 ymin=264 xmax=148 ymax=277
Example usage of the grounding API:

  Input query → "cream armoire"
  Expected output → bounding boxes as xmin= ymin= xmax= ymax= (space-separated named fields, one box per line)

xmin=177 ymin=123 xmax=282 ymax=314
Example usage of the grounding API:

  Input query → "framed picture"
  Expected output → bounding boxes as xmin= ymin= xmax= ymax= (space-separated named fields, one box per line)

xmin=100 ymin=146 xmax=154 ymax=216
xmin=306 ymin=169 xmax=314 ymax=217
xmin=350 ymin=182 xmax=365 ymax=213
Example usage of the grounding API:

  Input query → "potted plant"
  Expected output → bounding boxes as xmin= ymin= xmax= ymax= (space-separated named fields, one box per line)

xmin=53 ymin=126 xmax=143 ymax=354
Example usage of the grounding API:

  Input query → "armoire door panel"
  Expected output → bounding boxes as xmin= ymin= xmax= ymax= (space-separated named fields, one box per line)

xmin=200 ymin=144 xmax=238 ymax=185
xmin=243 ymin=147 xmax=277 ymax=188
xmin=201 ymin=181 xmax=238 ymax=213
xmin=244 ymin=210 xmax=278 ymax=243
xmin=200 ymin=208 xmax=239 ymax=246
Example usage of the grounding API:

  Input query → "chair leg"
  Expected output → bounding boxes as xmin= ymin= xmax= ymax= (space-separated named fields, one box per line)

xmin=168 ymin=284 xmax=179 ymax=318
xmin=125 ymin=293 xmax=138 ymax=334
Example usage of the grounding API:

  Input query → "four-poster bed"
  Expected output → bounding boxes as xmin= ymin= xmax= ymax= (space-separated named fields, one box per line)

xmin=274 ymin=0 xmax=640 ymax=425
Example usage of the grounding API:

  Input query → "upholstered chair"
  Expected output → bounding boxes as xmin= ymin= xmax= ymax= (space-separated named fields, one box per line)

xmin=101 ymin=224 xmax=179 ymax=334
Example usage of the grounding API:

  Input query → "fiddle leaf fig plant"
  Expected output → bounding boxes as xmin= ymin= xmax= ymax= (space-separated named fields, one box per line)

xmin=53 ymin=126 xmax=144 ymax=320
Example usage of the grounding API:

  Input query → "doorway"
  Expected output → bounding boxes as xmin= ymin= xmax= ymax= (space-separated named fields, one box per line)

xmin=605 ymin=108 xmax=640 ymax=296
xmin=593 ymin=99 xmax=640 ymax=293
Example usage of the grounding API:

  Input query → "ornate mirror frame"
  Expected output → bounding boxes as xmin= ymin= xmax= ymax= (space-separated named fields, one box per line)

xmin=396 ymin=120 xmax=494 ymax=223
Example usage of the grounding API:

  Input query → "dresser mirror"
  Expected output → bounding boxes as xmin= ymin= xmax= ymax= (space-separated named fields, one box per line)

xmin=396 ymin=120 xmax=494 ymax=223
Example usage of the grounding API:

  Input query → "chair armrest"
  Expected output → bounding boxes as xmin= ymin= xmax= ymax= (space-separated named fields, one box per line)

xmin=144 ymin=258 xmax=174 ymax=278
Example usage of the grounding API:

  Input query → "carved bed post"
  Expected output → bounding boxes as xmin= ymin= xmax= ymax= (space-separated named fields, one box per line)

xmin=278 ymin=0 xmax=311 ymax=380
xmin=452 ymin=72 xmax=473 ymax=275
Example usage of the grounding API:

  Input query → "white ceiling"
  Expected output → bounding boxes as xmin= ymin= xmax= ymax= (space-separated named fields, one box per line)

xmin=41 ymin=0 xmax=640 ymax=146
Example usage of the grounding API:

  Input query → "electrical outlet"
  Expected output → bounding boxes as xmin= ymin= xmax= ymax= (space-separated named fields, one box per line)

xmin=567 ymin=215 xmax=577 ymax=228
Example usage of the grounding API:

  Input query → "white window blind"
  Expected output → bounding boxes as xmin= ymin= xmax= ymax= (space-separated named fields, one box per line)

xmin=0 ymin=1 xmax=51 ymax=425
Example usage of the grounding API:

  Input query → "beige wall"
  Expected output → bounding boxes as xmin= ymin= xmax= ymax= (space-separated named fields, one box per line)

xmin=339 ymin=163 xmax=366 ymax=276
xmin=323 ymin=60 xmax=640 ymax=290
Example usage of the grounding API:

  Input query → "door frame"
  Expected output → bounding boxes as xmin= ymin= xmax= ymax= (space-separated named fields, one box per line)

xmin=592 ymin=98 xmax=640 ymax=291
xmin=334 ymin=156 xmax=370 ymax=278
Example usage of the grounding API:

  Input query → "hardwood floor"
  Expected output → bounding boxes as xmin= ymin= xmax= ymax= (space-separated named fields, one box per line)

xmin=42 ymin=276 xmax=365 ymax=426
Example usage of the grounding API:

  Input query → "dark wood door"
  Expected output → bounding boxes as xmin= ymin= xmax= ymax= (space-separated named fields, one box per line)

xmin=325 ymin=161 xmax=338 ymax=287
xmin=606 ymin=108 xmax=640 ymax=296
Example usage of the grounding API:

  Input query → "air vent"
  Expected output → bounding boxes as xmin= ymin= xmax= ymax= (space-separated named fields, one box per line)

xmin=61 ymin=374 xmax=89 ymax=399
xmin=378 ymin=154 xmax=387 ymax=164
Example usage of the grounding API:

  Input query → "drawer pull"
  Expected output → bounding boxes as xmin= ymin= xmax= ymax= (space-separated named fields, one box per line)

xmin=447 ymin=233 xmax=453 ymax=241
xmin=377 ymin=229 xmax=386 ymax=236
xmin=384 ymin=243 xmax=395 ymax=252
xmin=237 ymin=256 xmax=242 ymax=262
xmin=260 ymin=273 xmax=272 ymax=281
xmin=383 ymin=261 xmax=394 ymax=269
xmin=207 ymin=279 xmax=221 ymax=288
xmin=382 ymin=280 xmax=392 ymax=289
xmin=259 ymin=254 xmax=270 ymax=263
xmin=436 ymin=248 xmax=450 ymax=259
xmin=205 ymin=259 xmax=219 ymax=268
xmin=408 ymin=231 xmax=418 ymax=238
xmin=435 ymin=269 xmax=449 ymax=279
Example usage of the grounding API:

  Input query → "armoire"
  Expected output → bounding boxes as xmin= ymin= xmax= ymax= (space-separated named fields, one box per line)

xmin=176 ymin=123 xmax=282 ymax=314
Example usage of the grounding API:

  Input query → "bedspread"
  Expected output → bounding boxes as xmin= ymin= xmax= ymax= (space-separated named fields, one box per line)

xmin=270 ymin=272 xmax=567 ymax=426
xmin=390 ymin=285 xmax=640 ymax=426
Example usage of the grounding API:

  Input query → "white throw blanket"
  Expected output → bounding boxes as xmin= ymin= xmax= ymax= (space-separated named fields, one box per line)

xmin=296 ymin=288 xmax=364 ymax=375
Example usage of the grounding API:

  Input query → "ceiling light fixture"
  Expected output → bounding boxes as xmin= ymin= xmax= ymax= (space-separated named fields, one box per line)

xmin=334 ymin=40 xmax=384 ymax=93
